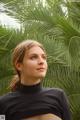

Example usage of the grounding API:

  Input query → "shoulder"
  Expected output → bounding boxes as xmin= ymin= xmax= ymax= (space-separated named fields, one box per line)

xmin=0 ymin=91 xmax=21 ymax=113
xmin=43 ymin=87 xmax=65 ymax=95
xmin=0 ymin=92 xmax=13 ymax=113
xmin=47 ymin=88 xmax=69 ymax=106
xmin=0 ymin=91 xmax=20 ymax=103
xmin=43 ymin=87 xmax=68 ymax=101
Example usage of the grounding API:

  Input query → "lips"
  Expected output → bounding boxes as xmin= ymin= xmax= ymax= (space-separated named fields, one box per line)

xmin=37 ymin=67 xmax=45 ymax=70
xmin=37 ymin=68 xmax=45 ymax=71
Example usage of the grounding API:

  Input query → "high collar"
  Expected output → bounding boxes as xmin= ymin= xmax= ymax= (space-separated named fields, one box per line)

xmin=17 ymin=82 xmax=42 ymax=94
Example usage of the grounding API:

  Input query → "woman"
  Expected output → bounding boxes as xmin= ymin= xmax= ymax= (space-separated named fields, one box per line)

xmin=0 ymin=40 xmax=71 ymax=120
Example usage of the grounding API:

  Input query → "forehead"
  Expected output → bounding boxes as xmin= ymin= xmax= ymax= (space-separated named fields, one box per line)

xmin=26 ymin=46 xmax=46 ymax=55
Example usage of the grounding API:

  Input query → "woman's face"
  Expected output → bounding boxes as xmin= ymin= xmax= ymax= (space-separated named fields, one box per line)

xmin=16 ymin=46 xmax=48 ymax=81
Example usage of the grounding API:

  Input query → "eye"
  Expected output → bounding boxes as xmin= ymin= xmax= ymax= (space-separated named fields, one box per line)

xmin=30 ymin=55 xmax=38 ymax=60
xmin=42 ymin=54 xmax=47 ymax=60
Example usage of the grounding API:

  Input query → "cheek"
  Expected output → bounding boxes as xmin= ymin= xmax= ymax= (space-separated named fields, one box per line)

xmin=24 ymin=60 xmax=37 ymax=70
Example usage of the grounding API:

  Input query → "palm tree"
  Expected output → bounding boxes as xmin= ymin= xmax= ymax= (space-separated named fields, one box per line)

xmin=0 ymin=0 xmax=80 ymax=119
xmin=0 ymin=25 xmax=28 ymax=95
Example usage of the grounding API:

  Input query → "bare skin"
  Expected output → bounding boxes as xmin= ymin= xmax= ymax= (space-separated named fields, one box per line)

xmin=23 ymin=113 xmax=62 ymax=120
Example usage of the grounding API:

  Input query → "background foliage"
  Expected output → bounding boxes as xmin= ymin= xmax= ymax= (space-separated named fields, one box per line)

xmin=0 ymin=0 xmax=80 ymax=119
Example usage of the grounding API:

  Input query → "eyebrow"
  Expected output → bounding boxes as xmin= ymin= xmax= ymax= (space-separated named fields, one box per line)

xmin=29 ymin=53 xmax=47 ymax=56
xmin=27 ymin=53 xmax=47 ymax=59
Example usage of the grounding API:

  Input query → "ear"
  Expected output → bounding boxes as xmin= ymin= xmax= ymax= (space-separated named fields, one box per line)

xmin=15 ymin=62 xmax=22 ymax=71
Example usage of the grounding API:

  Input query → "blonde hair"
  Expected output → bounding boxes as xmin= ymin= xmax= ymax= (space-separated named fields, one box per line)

xmin=10 ymin=40 xmax=46 ymax=91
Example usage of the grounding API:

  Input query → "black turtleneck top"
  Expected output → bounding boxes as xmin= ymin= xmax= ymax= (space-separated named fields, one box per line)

xmin=0 ymin=82 xmax=71 ymax=120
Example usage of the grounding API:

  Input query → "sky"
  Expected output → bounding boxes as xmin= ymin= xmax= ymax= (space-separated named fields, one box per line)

xmin=0 ymin=0 xmax=51 ymax=30
xmin=0 ymin=3 xmax=21 ymax=30
xmin=0 ymin=13 xmax=21 ymax=29
xmin=0 ymin=1 xmax=67 ymax=30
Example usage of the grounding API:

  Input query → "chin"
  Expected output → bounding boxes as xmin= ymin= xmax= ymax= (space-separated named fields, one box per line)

xmin=37 ymin=73 xmax=46 ymax=79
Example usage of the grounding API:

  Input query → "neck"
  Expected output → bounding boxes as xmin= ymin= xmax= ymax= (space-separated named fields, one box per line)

xmin=17 ymin=81 xmax=42 ymax=94
xmin=20 ymin=77 xmax=41 ymax=86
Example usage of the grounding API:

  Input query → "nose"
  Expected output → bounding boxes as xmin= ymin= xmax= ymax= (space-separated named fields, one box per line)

xmin=38 ymin=56 xmax=45 ymax=65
